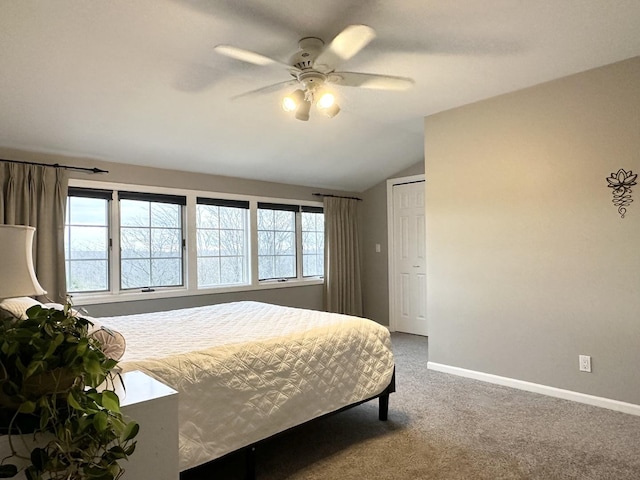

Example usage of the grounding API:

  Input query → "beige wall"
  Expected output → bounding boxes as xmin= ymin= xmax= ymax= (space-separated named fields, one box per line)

xmin=0 ymin=147 xmax=348 ymax=202
xmin=0 ymin=148 xmax=352 ymax=316
xmin=83 ymin=285 xmax=324 ymax=317
xmin=425 ymin=57 xmax=640 ymax=404
xmin=360 ymin=161 xmax=425 ymax=325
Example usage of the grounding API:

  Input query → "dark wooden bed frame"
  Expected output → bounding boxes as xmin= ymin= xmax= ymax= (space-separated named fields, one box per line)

xmin=182 ymin=369 xmax=396 ymax=480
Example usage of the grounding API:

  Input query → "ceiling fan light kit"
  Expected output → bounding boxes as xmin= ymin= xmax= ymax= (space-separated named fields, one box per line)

xmin=214 ymin=24 xmax=414 ymax=122
xmin=282 ymin=89 xmax=306 ymax=112
xmin=317 ymin=92 xmax=335 ymax=109
xmin=315 ymin=91 xmax=340 ymax=118
xmin=295 ymin=99 xmax=312 ymax=121
xmin=282 ymin=86 xmax=340 ymax=120
xmin=319 ymin=102 xmax=341 ymax=118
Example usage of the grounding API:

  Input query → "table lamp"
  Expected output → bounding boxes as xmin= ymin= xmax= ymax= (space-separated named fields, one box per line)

xmin=0 ymin=225 xmax=47 ymax=299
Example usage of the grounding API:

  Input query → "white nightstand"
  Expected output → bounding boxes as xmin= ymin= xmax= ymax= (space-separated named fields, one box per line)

xmin=114 ymin=370 xmax=180 ymax=480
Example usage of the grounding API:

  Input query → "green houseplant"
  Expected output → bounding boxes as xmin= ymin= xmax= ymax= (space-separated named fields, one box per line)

xmin=0 ymin=303 xmax=138 ymax=480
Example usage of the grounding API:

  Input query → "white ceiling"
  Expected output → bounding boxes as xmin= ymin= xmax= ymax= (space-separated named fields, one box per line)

xmin=1 ymin=1 xmax=639 ymax=192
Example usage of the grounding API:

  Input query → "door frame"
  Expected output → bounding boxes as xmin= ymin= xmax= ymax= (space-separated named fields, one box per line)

xmin=386 ymin=173 xmax=426 ymax=332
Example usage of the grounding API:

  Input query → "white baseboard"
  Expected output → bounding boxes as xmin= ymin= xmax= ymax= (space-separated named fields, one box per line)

xmin=427 ymin=362 xmax=640 ymax=417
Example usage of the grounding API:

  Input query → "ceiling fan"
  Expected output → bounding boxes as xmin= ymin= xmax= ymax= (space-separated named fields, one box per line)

xmin=214 ymin=25 xmax=415 ymax=121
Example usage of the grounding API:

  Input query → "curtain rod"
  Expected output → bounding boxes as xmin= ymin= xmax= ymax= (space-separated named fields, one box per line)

xmin=1 ymin=158 xmax=109 ymax=174
xmin=312 ymin=193 xmax=362 ymax=201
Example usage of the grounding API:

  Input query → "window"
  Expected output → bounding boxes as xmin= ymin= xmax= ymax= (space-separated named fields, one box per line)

xmin=64 ymin=181 xmax=324 ymax=301
xmin=119 ymin=192 xmax=185 ymax=289
xmin=301 ymin=206 xmax=324 ymax=277
xmin=257 ymin=203 xmax=298 ymax=280
xmin=196 ymin=198 xmax=249 ymax=287
xmin=65 ymin=188 xmax=111 ymax=293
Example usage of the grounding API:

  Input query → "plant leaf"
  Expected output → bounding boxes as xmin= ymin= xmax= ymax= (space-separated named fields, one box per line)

xmin=107 ymin=445 xmax=127 ymax=459
xmin=101 ymin=391 xmax=120 ymax=413
xmin=0 ymin=464 xmax=18 ymax=478
xmin=124 ymin=443 xmax=137 ymax=456
xmin=67 ymin=390 xmax=83 ymax=410
xmin=76 ymin=337 xmax=88 ymax=356
xmin=94 ymin=410 xmax=108 ymax=432
xmin=84 ymin=356 xmax=104 ymax=376
xmin=18 ymin=400 xmax=36 ymax=414
xmin=121 ymin=421 xmax=139 ymax=441
xmin=24 ymin=360 xmax=43 ymax=379
xmin=86 ymin=391 xmax=102 ymax=405
xmin=30 ymin=447 xmax=48 ymax=471
xmin=83 ymin=465 xmax=114 ymax=480
xmin=103 ymin=358 xmax=118 ymax=371
xmin=24 ymin=466 xmax=41 ymax=480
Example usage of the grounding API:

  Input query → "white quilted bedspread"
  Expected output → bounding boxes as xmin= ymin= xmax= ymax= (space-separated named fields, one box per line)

xmin=99 ymin=301 xmax=394 ymax=471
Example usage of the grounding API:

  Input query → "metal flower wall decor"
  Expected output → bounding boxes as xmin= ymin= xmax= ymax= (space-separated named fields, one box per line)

xmin=606 ymin=168 xmax=637 ymax=218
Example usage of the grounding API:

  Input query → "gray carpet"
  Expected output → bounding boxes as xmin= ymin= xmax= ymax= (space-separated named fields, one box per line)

xmin=182 ymin=333 xmax=640 ymax=479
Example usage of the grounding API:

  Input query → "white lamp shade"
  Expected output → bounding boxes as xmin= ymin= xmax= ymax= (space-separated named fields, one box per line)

xmin=0 ymin=225 xmax=47 ymax=298
xmin=295 ymin=100 xmax=311 ymax=121
xmin=316 ymin=92 xmax=335 ymax=109
xmin=321 ymin=103 xmax=341 ymax=118
xmin=282 ymin=89 xmax=306 ymax=112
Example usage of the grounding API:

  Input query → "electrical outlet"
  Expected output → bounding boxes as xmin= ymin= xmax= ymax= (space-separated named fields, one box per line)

xmin=579 ymin=355 xmax=592 ymax=373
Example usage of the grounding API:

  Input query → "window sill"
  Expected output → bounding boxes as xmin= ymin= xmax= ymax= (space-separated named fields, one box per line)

xmin=70 ymin=278 xmax=324 ymax=306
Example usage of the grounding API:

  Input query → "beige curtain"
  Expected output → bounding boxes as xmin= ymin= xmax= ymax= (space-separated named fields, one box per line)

xmin=0 ymin=162 xmax=69 ymax=303
xmin=323 ymin=196 xmax=362 ymax=316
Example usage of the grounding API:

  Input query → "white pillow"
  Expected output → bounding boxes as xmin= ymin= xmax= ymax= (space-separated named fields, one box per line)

xmin=0 ymin=296 xmax=43 ymax=320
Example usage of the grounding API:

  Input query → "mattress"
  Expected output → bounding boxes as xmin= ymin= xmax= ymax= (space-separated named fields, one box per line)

xmin=99 ymin=301 xmax=394 ymax=471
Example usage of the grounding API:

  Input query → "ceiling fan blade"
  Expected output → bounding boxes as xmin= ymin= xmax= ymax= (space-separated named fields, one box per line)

xmin=313 ymin=25 xmax=376 ymax=71
xmin=328 ymin=72 xmax=415 ymax=90
xmin=214 ymin=45 xmax=298 ymax=72
xmin=231 ymin=80 xmax=298 ymax=100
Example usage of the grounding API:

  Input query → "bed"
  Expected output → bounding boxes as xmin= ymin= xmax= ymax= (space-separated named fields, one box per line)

xmin=97 ymin=301 xmax=395 ymax=475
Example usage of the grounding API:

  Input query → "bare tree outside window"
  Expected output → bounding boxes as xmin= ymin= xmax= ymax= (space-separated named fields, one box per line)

xmin=302 ymin=211 xmax=324 ymax=277
xmin=196 ymin=204 xmax=248 ymax=287
xmin=120 ymin=200 xmax=183 ymax=289
xmin=257 ymin=208 xmax=296 ymax=280
xmin=65 ymin=196 xmax=109 ymax=292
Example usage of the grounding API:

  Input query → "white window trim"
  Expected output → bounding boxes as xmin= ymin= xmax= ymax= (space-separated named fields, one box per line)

xmin=68 ymin=179 xmax=323 ymax=306
xmin=300 ymin=210 xmax=324 ymax=278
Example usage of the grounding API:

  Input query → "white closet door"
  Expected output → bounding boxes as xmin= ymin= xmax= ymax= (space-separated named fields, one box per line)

xmin=392 ymin=181 xmax=427 ymax=336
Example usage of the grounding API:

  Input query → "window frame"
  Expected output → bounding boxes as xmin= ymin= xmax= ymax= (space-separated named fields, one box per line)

xmin=256 ymin=202 xmax=299 ymax=281
xmin=118 ymin=192 xmax=186 ymax=291
xmin=66 ymin=179 xmax=323 ymax=306
xmin=300 ymin=206 xmax=325 ymax=278
xmin=65 ymin=187 xmax=113 ymax=294
xmin=196 ymin=197 xmax=250 ymax=288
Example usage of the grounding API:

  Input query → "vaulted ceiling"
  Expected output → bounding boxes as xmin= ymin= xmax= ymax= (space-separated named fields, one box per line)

xmin=1 ymin=1 xmax=639 ymax=191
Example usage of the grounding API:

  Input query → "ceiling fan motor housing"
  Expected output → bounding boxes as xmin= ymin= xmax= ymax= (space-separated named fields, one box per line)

xmin=297 ymin=71 xmax=327 ymax=92
xmin=290 ymin=37 xmax=325 ymax=70
xmin=289 ymin=37 xmax=329 ymax=95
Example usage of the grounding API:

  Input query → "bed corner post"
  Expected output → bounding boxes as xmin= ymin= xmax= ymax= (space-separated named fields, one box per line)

xmin=378 ymin=368 xmax=396 ymax=421
xmin=245 ymin=446 xmax=256 ymax=480
xmin=379 ymin=394 xmax=389 ymax=421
